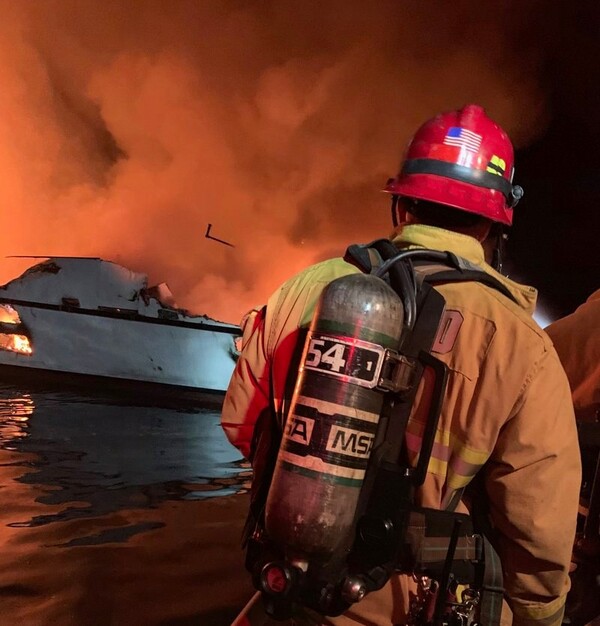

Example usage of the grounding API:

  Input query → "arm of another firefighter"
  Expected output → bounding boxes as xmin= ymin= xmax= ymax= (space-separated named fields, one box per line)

xmin=222 ymin=306 xmax=270 ymax=460
xmin=486 ymin=347 xmax=582 ymax=626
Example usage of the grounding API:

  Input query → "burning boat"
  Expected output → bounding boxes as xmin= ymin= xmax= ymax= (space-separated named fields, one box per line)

xmin=0 ymin=257 xmax=240 ymax=398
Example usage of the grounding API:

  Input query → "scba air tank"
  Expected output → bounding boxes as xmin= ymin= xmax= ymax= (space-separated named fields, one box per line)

xmin=264 ymin=273 xmax=405 ymax=561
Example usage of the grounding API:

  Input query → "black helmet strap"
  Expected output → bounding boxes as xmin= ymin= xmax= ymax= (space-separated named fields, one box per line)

xmin=390 ymin=194 xmax=400 ymax=227
xmin=401 ymin=158 xmax=521 ymax=205
xmin=491 ymin=225 xmax=508 ymax=273
xmin=386 ymin=177 xmax=400 ymax=227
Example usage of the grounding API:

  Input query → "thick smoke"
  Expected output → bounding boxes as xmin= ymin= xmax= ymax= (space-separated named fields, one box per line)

xmin=0 ymin=0 xmax=556 ymax=322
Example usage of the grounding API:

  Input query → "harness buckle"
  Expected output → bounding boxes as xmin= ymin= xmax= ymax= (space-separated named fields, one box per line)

xmin=377 ymin=351 xmax=417 ymax=393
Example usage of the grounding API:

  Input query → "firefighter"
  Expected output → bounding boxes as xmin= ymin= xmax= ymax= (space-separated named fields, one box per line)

xmin=546 ymin=291 xmax=600 ymax=625
xmin=546 ymin=290 xmax=600 ymax=423
xmin=222 ymin=104 xmax=581 ymax=626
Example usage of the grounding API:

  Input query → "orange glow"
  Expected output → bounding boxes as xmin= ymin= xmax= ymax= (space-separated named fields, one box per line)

xmin=0 ymin=305 xmax=20 ymax=324
xmin=0 ymin=3 xmax=552 ymax=325
xmin=0 ymin=333 xmax=32 ymax=355
xmin=0 ymin=305 xmax=33 ymax=355
xmin=0 ymin=390 xmax=34 ymax=443
xmin=12 ymin=335 xmax=32 ymax=355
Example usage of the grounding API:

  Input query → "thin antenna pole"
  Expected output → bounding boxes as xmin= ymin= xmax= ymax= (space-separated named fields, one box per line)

xmin=205 ymin=224 xmax=234 ymax=248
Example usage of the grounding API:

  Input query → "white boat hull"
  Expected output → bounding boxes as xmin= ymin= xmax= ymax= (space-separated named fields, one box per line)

xmin=0 ymin=304 xmax=238 ymax=394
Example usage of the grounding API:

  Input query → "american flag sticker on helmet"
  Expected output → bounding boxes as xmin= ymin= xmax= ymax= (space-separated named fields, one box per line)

xmin=443 ymin=127 xmax=482 ymax=153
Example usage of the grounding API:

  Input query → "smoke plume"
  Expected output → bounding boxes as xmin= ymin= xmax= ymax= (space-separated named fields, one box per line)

xmin=0 ymin=0 xmax=557 ymax=322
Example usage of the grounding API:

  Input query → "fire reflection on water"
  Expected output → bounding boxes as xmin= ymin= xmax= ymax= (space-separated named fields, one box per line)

xmin=0 ymin=391 xmax=34 ymax=444
xmin=0 ymin=383 xmax=253 ymax=625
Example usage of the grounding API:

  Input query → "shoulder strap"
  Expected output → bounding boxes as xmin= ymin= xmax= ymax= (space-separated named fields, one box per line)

xmin=344 ymin=240 xmax=518 ymax=305
xmin=343 ymin=238 xmax=392 ymax=273
xmin=415 ymin=263 xmax=518 ymax=305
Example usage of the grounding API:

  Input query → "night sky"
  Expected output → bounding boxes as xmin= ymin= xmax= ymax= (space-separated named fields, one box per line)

xmin=507 ymin=2 xmax=600 ymax=319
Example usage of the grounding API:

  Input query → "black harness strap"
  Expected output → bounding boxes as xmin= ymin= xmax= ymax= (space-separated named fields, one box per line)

xmin=345 ymin=241 xmax=518 ymax=306
xmin=479 ymin=535 xmax=504 ymax=626
xmin=405 ymin=509 xmax=480 ymax=572
xmin=343 ymin=241 xmax=386 ymax=274
xmin=419 ymin=267 xmax=517 ymax=304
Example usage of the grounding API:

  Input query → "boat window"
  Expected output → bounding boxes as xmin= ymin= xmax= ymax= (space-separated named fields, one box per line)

xmin=0 ymin=305 xmax=33 ymax=355
xmin=158 ymin=309 xmax=179 ymax=321
xmin=61 ymin=297 xmax=80 ymax=308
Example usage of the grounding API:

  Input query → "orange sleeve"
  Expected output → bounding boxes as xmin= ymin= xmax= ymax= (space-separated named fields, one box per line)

xmin=221 ymin=306 xmax=270 ymax=460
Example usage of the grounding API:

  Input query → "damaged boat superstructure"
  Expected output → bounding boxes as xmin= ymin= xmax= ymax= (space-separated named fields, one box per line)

xmin=0 ymin=257 xmax=240 ymax=396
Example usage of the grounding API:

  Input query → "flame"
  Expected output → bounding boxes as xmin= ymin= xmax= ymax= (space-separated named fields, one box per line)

xmin=0 ymin=305 xmax=19 ymax=324
xmin=0 ymin=333 xmax=32 ymax=355
xmin=0 ymin=305 xmax=33 ymax=355
xmin=11 ymin=335 xmax=32 ymax=355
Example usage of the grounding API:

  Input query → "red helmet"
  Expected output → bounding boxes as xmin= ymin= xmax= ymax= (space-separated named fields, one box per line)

xmin=384 ymin=104 xmax=523 ymax=225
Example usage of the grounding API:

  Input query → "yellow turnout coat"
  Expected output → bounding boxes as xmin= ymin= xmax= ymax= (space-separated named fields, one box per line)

xmin=546 ymin=289 xmax=600 ymax=421
xmin=222 ymin=224 xmax=581 ymax=626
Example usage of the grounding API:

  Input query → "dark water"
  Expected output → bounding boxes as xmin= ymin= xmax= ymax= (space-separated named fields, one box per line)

xmin=0 ymin=381 xmax=254 ymax=626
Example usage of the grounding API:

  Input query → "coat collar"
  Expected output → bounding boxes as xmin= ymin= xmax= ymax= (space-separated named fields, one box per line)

xmin=390 ymin=224 xmax=538 ymax=315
